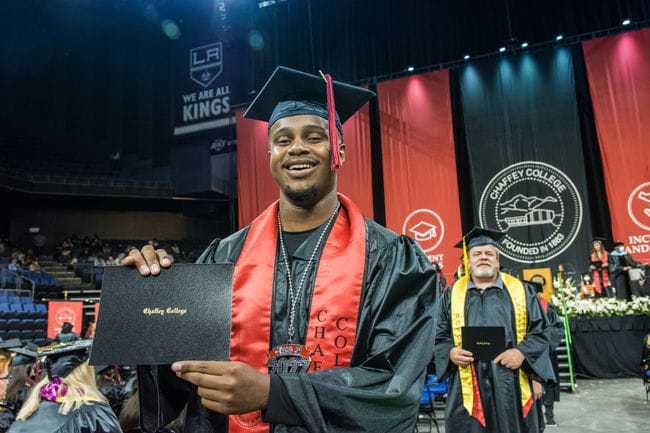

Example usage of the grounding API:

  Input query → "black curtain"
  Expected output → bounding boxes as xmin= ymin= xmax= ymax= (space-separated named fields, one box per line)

xmin=457 ymin=46 xmax=594 ymax=276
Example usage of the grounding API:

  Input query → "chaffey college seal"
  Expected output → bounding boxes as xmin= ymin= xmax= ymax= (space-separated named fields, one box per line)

xmin=479 ymin=161 xmax=582 ymax=263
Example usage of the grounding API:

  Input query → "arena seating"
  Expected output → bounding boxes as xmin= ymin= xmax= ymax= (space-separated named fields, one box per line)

xmin=0 ymin=289 xmax=49 ymax=345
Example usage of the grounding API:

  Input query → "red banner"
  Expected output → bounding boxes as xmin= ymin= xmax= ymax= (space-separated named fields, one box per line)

xmin=236 ymin=104 xmax=374 ymax=228
xmin=583 ymin=28 xmax=650 ymax=263
xmin=47 ymin=301 xmax=83 ymax=339
xmin=377 ymin=70 xmax=462 ymax=281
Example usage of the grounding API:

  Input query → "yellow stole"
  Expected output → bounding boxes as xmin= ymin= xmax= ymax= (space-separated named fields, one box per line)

xmin=450 ymin=273 xmax=533 ymax=424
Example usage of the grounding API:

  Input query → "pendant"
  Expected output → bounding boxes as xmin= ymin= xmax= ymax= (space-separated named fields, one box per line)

xmin=267 ymin=344 xmax=312 ymax=374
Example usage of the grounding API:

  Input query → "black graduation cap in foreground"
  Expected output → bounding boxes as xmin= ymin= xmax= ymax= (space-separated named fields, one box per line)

xmin=0 ymin=338 xmax=23 ymax=350
xmin=244 ymin=66 xmax=376 ymax=130
xmin=454 ymin=227 xmax=505 ymax=250
xmin=10 ymin=342 xmax=39 ymax=366
xmin=40 ymin=339 xmax=93 ymax=380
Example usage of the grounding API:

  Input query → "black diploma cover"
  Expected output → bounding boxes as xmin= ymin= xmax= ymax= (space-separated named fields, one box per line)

xmin=462 ymin=326 xmax=506 ymax=362
xmin=90 ymin=263 xmax=233 ymax=365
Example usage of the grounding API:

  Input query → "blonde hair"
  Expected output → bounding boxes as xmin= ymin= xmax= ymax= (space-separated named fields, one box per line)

xmin=17 ymin=361 xmax=108 ymax=419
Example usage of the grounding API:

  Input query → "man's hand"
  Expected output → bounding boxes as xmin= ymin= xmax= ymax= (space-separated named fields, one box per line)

xmin=171 ymin=361 xmax=270 ymax=415
xmin=532 ymin=380 xmax=543 ymax=400
xmin=121 ymin=244 xmax=173 ymax=276
xmin=450 ymin=347 xmax=474 ymax=367
xmin=493 ymin=348 xmax=525 ymax=370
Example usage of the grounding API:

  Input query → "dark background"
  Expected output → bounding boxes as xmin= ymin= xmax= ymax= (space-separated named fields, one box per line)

xmin=1 ymin=0 xmax=648 ymax=247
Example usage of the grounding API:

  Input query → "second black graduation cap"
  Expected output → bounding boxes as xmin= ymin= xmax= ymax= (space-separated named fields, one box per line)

xmin=0 ymin=338 xmax=23 ymax=351
xmin=454 ymin=227 xmax=505 ymax=250
xmin=10 ymin=342 xmax=39 ymax=366
xmin=40 ymin=339 xmax=93 ymax=379
xmin=243 ymin=66 xmax=375 ymax=129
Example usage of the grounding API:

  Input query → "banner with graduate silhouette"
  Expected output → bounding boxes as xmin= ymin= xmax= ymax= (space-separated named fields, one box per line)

xmin=583 ymin=28 xmax=650 ymax=264
xmin=377 ymin=70 xmax=462 ymax=282
xmin=47 ymin=301 xmax=83 ymax=339
xmin=458 ymin=47 xmax=594 ymax=276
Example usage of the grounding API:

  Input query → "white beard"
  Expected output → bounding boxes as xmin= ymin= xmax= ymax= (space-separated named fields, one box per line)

xmin=471 ymin=267 xmax=497 ymax=279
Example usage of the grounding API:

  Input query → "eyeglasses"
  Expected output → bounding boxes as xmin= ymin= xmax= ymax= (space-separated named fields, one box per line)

xmin=0 ymin=375 xmax=12 ymax=381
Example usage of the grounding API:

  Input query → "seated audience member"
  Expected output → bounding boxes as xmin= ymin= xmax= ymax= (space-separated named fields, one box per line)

xmin=609 ymin=240 xmax=648 ymax=301
xmin=579 ymin=273 xmax=596 ymax=300
xmin=7 ymin=259 xmax=19 ymax=273
xmin=7 ymin=340 xmax=122 ymax=433
xmin=54 ymin=323 xmax=79 ymax=344
xmin=27 ymin=259 xmax=40 ymax=273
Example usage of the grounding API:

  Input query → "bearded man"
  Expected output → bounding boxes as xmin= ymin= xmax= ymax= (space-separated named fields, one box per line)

xmin=433 ymin=227 xmax=554 ymax=433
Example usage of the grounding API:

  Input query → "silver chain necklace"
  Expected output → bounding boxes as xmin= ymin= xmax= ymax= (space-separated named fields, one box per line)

xmin=277 ymin=202 xmax=341 ymax=343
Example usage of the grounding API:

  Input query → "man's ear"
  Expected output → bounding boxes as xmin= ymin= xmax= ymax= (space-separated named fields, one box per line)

xmin=338 ymin=142 xmax=346 ymax=165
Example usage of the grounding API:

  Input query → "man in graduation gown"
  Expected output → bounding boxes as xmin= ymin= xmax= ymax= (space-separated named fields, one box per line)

xmin=433 ymin=227 xmax=554 ymax=433
xmin=609 ymin=240 xmax=647 ymax=301
xmin=529 ymin=282 xmax=564 ymax=429
xmin=125 ymin=66 xmax=438 ymax=433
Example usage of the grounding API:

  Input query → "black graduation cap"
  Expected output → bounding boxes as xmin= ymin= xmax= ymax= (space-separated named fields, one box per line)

xmin=243 ymin=66 xmax=375 ymax=170
xmin=244 ymin=66 xmax=375 ymax=128
xmin=591 ymin=237 xmax=606 ymax=244
xmin=453 ymin=227 xmax=505 ymax=279
xmin=454 ymin=227 xmax=505 ymax=250
xmin=10 ymin=342 xmax=39 ymax=367
xmin=0 ymin=338 xmax=22 ymax=350
xmin=40 ymin=339 xmax=93 ymax=380
xmin=613 ymin=240 xmax=624 ymax=248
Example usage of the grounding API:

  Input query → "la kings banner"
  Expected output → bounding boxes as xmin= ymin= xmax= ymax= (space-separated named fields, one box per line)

xmin=171 ymin=37 xmax=245 ymax=196
xmin=174 ymin=41 xmax=241 ymax=136
xmin=459 ymin=47 xmax=594 ymax=275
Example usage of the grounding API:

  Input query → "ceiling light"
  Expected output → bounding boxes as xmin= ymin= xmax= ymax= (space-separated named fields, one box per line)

xmin=556 ymin=34 xmax=563 ymax=41
xmin=622 ymin=19 xmax=631 ymax=26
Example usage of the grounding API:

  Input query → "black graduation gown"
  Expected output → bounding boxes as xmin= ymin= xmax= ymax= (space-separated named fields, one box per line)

xmin=6 ymin=400 xmax=122 ymax=433
xmin=608 ymin=253 xmax=641 ymax=300
xmin=433 ymin=275 xmax=554 ymax=433
xmin=139 ymin=218 xmax=437 ymax=433
xmin=541 ymin=303 xmax=563 ymax=406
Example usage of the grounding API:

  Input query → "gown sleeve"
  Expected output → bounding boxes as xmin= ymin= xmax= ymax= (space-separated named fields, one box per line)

xmin=432 ymin=289 xmax=455 ymax=381
xmin=265 ymin=234 xmax=437 ymax=433
xmin=517 ymin=286 xmax=554 ymax=381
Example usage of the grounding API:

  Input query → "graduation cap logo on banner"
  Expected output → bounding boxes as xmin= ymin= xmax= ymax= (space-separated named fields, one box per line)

xmin=244 ymin=66 xmax=375 ymax=170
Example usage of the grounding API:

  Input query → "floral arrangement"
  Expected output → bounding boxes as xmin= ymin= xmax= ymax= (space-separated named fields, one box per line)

xmin=550 ymin=276 xmax=650 ymax=317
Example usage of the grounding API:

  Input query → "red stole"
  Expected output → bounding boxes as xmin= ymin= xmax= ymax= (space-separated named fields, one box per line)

xmin=590 ymin=252 xmax=609 ymax=294
xmin=538 ymin=297 xmax=549 ymax=314
xmin=228 ymin=194 xmax=366 ymax=433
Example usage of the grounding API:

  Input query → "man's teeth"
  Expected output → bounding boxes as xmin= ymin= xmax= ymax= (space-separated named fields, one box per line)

xmin=289 ymin=164 xmax=313 ymax=170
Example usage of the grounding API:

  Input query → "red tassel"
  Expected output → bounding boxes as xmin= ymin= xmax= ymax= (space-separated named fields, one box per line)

xmin=324 ymin=74 xmax=341 ymax=171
